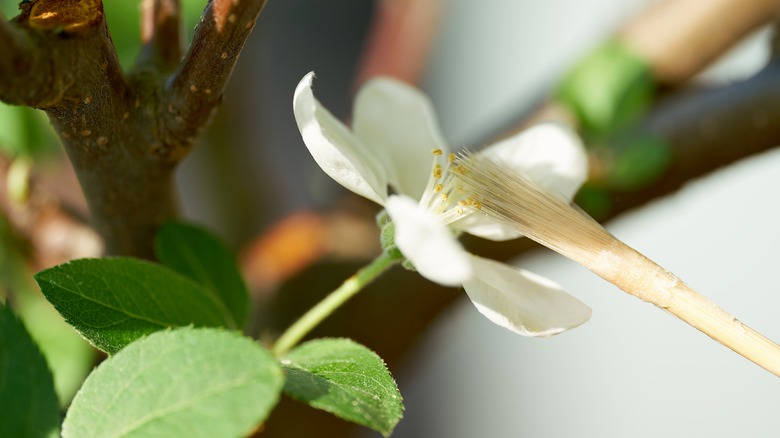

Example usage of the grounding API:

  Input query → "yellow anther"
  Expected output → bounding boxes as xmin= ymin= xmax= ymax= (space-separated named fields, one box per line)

xmin=449 ymin=165 xmax=464 ymax=175
xmin=433 ymin=164 xmax=442 ymax=179
xmin=448 ymin=153 xmax=457 ymax=163
xmin=458 ymin=200 xmax=469 ymax=207
xmin=440 ymin=193 xmax=449 ymax=202
xmin=432 ymin=148 xmax=443 ymax=156
xmin=433 ymin=184 xmax=444 ymax=193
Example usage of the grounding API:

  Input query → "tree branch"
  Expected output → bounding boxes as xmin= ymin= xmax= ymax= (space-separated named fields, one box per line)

xmin=1 ymin=0 xmax=271 ymax=258
xmin=353 ymin=0 xmax=445 ymax=87
xmin=165 ymin=0 xmax=268 ymax=147
xmin=606 ymin=60 xmax=780 ymax=214
xmin=619 ymin=0 xmax=777 ymax=84
xmin=1 ymin=0 xmax=179 ymax=257
xmin=0 ymin=8 xmax=56 ymax=107
xmin=137 ymin=0 xmax=183 ymax=72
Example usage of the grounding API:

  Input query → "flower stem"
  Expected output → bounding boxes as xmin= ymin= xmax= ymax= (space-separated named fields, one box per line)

xmin=272 ymin=251 xmax=401 ymax=357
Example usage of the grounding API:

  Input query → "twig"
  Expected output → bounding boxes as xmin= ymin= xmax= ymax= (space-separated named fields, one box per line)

xmin=1 ymin=0 xmax=270 ymax=257
xmin=353 ymin=0 xmax=446 ymax=87
xmin=0 ymin=9 xmax=55 ymax=107
xmin=166 ymin=0 xmax=268 ymax=143
xmin=138 ymin=0 xmax=183 ymax=72
xmin=606 ymin=60 xmax=780 ymax=214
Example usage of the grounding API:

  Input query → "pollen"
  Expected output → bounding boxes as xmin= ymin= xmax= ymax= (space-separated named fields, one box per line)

xmin=448 ymin=153 xmax=457 ymax=163
xmin=433 ymin=184 xmax=444 ymax=193
xmin=449 ymin=164 xmax=466 ymax=175
xmin=432 ymin=148 xmax=443 ymax=156
xmin=433 ymin=164 xmax=442 ymax=179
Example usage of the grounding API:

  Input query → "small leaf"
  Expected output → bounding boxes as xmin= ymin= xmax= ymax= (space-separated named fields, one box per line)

xmin=282 ymin=338 xmax=403 ymax=436
xmin=34 ymin=258 xmax=234 ymax=354
xmin=0 ymin=304 xmax=60 ymax=438
xmin=63 ymin=327 xmax=284 ymax=438
xmin=155 ymin=221 xmax=249 ymax=328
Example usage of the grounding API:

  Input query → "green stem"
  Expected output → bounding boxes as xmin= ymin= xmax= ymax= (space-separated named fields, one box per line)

xmin=272 ymin=250 xmax=401 ymax=357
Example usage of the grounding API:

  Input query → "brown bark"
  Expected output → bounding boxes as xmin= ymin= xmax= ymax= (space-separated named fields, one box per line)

xmin=0 ymin=0 xmax=268 ymax=258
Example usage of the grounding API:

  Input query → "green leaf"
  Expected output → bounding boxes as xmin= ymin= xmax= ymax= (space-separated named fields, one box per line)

xmin=606 ymin=134 xmax=672 ymax=190
xmin=556 ymin=40 xmax=654 ymax=136
xmin=0 ymin=304 xmax=60 ymax=438
xmin=16 ymin=292 xmax=94 ymax=406
xmin=282 ymin=338 xmax=403 ymax=437
xmin=155 ymin=221 xmax=249 ymax=328
xmin=34 ymin=258 xmax=235 ymax=354
xmin=63 ymin=328 xmax=284 ymax=438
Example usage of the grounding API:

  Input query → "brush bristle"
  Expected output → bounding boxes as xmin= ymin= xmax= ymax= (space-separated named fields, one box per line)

xmin=453 ymin=152 xmax=616 ymax=268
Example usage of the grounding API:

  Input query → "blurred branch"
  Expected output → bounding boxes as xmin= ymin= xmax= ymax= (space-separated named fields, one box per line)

xmin=620 ymin=0 xmax=778 ymax=84
xmin=166 ymin=0 xmax=268 ymax=145
xmin=138 ymin=0 xmax=183 ymax=72
xmin=0 ymin=155 xmax=102 ymax=272
xmin=605 ymin=60 xmax=780 ymax=214
xmin=353 ymin=0 xmax=446 ymax=87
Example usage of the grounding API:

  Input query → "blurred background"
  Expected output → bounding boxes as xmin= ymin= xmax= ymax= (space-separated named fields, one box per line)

xmin=2 ymin=0 xmax=779 ymax=436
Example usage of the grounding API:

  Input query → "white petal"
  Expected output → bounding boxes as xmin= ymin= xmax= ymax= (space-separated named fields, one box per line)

xmin=480 ymin=122 xmax=588 ymax=201
xmin=385 ymin=195 xmax=472 ymax=286
xmin=462 ymin=255 xmax=591 ymax=337
xmin=293 ymin=72 xmax=389 ymax=205
xmin=353 ymin=77 xmax=448 ymax=200
xmin=455 ymin=213 xmax=524 ymax=242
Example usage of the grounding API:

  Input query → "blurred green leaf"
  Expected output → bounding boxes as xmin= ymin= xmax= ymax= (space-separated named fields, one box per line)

xmin=156 ymin=221 xmax=249 ymax=328
xmin=63 ymin=327 xmax=284 ymax=438
xmin=282 ymin=338 xmax=403 ymax=437
xmin=0 ymin=304 xmax=60 ymax=438
xmin=34 ymin=258 xmax=235 ymax=354
xmin=607 ymin=134 xmax=672 ymax=190
xmin=0 ymin=214 xmax=31 ymax=300
xmin=557 ymin=40 xmax=654 ymax=137
xmin=16 ymin=293 xmax=94 ymax=406
xmin=104 ymin=0 xmax=209 ymax=69
xmin=0 ymin=103 xmax=25 ymax=156
xmin=0 ymin=103 xmax=57 ymax=159
xmin=574 ymin=184 xmax=612 ymax=221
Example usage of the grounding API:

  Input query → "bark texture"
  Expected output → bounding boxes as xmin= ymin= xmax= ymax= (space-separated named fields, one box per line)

xmin=0 ymin=0 xmax=267 ymax=257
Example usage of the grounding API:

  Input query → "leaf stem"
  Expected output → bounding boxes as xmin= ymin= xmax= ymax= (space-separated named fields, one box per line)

xmin=272 ymin=251 xmax=401 ymax=357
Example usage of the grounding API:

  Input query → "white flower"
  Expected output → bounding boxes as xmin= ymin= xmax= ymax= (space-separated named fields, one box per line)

xmin=293 ymin=72 xmax=591 ymax=336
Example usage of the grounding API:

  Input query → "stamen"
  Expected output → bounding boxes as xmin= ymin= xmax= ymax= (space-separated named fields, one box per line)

xmin=433 ymin=164 xmax=442 ymax=179
xmin=433 ymin=184 xmax=444 ymax=193
xmin=432 ymin=148 xmax=443 ymax=156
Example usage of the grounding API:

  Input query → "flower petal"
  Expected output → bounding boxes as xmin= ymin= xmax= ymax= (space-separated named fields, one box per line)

xmin=353 ymin=77 xmax=448 ymax=200
xmin=462 ymin=255 xmax=591 ymax=337
xmin=385 ymin=195 xmax=472 ymax=286
xmin=455 ymin=213 xmax=524 ymax=241
xmin=480 ymin=122 xmax=588 ymax=201
xmin=294 ymin=72 xmax=389 ymax=205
